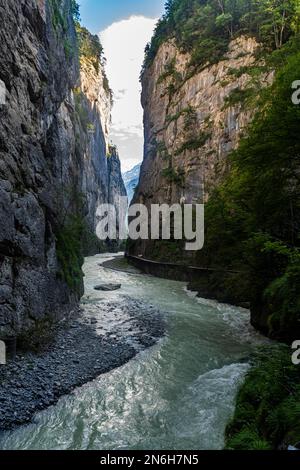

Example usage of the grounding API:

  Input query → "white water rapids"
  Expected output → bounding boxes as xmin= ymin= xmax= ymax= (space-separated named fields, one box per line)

xmin=0 ymin=254 xmax=266 ymax=450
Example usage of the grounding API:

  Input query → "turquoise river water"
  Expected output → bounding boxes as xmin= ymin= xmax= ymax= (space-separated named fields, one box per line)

xmin=0 ymin=254 xmax=266 ymax=450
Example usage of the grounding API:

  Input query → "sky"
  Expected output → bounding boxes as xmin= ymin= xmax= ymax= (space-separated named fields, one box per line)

xmin=79 ymin=0 xmax=165 ymax=34
xmin=78 ymin=1 xmax=165 ymax=172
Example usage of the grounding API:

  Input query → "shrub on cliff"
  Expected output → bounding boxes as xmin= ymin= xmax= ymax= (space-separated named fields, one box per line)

xmin=50 ymin=0 xmax=80 ymax=31
xmin=197 ymin=37 xmax=300 ymax=340
xmin=226 ymin=346 xmax=300 ymax=449
xmin=143 ymin=0 xmax=300 ymax=72
xmin=75 ymin=23 xmax=104 ymax=74
xmin=56 ymin=215 xmax=85 ymax=295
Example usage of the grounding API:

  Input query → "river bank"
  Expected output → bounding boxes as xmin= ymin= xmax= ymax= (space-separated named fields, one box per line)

xmin=0 ymin=254 xmax=265 ymax=450
xmin=0 ymin=295 xmax=165 ymax=431
xmin=225 ymin=345 xmax=300 ymax=450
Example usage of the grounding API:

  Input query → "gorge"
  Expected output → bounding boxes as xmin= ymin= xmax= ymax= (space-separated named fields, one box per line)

xmin=129 ymin=0 xmax=300 ymax=343
xmin=0 ymin=0 xmax=300 ymax=453
xmin=128 ymin=0 xmax=300 ymax=450
xmin=0 ymin=0 xmax=126 ymax=341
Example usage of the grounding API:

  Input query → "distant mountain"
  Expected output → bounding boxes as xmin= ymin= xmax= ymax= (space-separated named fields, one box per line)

xmin=122 ymin=163 xmax=141 ymax=203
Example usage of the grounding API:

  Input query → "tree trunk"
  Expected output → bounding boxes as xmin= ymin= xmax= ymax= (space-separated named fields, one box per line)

xmin=279 ymin=10 xmax=286 ymax=48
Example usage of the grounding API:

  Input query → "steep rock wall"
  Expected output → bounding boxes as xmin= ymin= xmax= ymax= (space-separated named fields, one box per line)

xmin=107 ymin=146 xmax=127 ymax=249
xmin=74 ymin=39 xmax=126 ymax=254
xmin=0 ymin=0 xmax=125 ymax=338
xmin=130 ymin=36 xmax=272 ymax=259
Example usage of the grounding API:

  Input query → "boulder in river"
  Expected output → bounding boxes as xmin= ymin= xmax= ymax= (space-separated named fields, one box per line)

xmin=94 ymin=284 xmax=121 ymax=292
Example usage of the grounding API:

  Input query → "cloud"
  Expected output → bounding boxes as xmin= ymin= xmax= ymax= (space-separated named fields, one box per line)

xmin=100 ymin=16 xmax=157 ymax=172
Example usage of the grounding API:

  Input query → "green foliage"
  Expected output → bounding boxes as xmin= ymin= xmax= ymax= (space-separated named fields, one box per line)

xmin=162 ymin=166 xmax=185 ymax=186
xmin=166 ymin=110 xmax=184 ymax=125
xmin=223 ymin=86 xmax=255 ymax=108
xmin=263 ymin=244 xmax=300 ymax=336
xmin=174 ymin=132 xmax=211 ymax=155
xmin=81 ymin=225 xmax=107 ymax=255
xmin=86 ymin=123 xmax=96 ymax=133
xmin=64 ymin=37 xmax=75 ymax=60
xmin=197 ymin=37 xmax=300 ymax=340
xmin=107 ymin=144 xmax=117 ymax=158
xmin=70 ymin=0 xmax=80 ymax=22
xmin=183 ymin=106 xmax=198 ymax=131
xmin=165 ymin=106 xmax=200 ymax=129
xmin=75 ymin=23 xmax=104 ymax=74
xmin=143 ymin=0 xmax=299 ymax=72
xmin=74 ymin=88 xmax=89 ymax=130
xmin=144 ymin=239 xmax=185 ymax=262
xmin=54 ymin=187 xmax=86 ymax=295
xmin=189 ymin=37 xmax=228 ymax=68
xmin=50 ymin=0 xmax=79 ymax=31
xmin=226 ymin=427 xmax=272 ymax=450
xmin=227 ymin=65 xmax=252 ymax=78
xmin=49 ymin=0 xmax=67 ymax=32
xmin=103 ymin=74 xmax=113 ymax=98
xmin=49 ymin=0 xmax=80 ymax=62
xmin=157 ymin=57 xmax=177 ymax=84
xmin=56 ymin=215 xmax=85 ymax=294
xmin=157 ymin=141 xmax=171 ymax=160
xmin=157 ymin=59 xmax=183 ymax=99
xmin=226 ymin=346 xmax=300 ymax=449
xmin=75 ymin=22 xmax=112 ymax=96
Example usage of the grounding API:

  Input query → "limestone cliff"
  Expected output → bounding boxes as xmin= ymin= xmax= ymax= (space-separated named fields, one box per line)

xmin=74 ymin=26 xmax=127 ymax=254
xmin=130 ymin=36 xmax=272 ymax=259
xmin=0 ymin=0 xmax=126 ymax=339
xmin=107 ymin=146 xmax=127 ymax=250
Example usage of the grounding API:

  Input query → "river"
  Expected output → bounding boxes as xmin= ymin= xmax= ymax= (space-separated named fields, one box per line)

xmin=0 ymin=253 xmax=265 ymax=450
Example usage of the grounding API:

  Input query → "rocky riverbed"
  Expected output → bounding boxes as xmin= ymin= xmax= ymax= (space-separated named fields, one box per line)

xmin=0 ymin=296 xmax=165 ymax=431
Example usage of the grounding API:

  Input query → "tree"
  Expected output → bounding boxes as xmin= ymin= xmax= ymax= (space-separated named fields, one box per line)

xmin=256 ymin=0 xmax=297 ymax=48
xmin=216 ymin=12 xmax=234 ymax=36
xmin=71 ymin=0 xmax=80 ymax=22
xmin=144 ymin=0 xmax=299 ymax=68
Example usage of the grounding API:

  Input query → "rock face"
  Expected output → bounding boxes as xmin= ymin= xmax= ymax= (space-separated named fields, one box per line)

xmin=75 ymin=35 xmax=127 ymax=254
xmin=107 ymin=146 xmax=127 ymax=235
xmin=130 ymin=36 xmax=272 ymax=258
xmin=0 ymin=0 xmax=126 ymax=338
